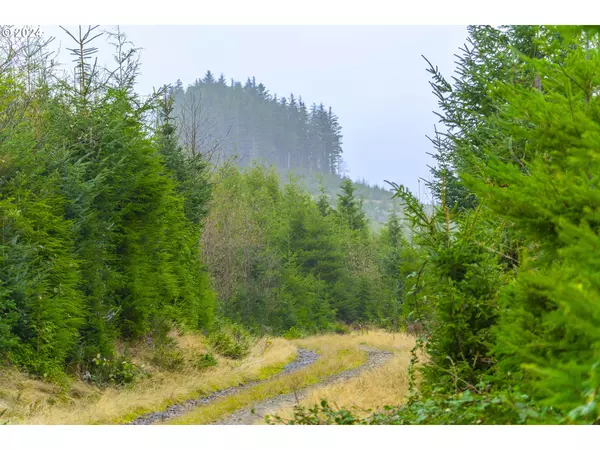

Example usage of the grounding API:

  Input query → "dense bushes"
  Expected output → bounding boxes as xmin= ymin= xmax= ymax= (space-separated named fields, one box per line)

xmin=201 ymin=165 xmax=408 ymax=335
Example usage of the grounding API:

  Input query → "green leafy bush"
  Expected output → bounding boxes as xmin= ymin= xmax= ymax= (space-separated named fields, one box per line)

xmin=89 ymin=354 xmax=148 ymax=386
xmin=332 ymin=323 xmax=351 ymax=335
xmin=282 ymin=327 xmax=306 ymax=339
xmin=266 ymin=390 xmax=562 ymax=425
xmin=195 ymin=352 xmax=218 ymax=370
xmin=207 ymin=322 xmax=253 ymax=360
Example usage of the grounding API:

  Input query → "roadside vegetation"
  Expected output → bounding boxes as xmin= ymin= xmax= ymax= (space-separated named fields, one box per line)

xmin=2 ymin=24 xmax=600 ymax=425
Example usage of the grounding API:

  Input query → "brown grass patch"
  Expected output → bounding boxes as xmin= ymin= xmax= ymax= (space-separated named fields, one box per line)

xmin=165 ymin=333 xmax=369 ymax=424
xmin=260 ymin=330 xmax=416 ymax=423
xmin=3 ymin=332 xmax=296 ymax=425
xmin=1 ymin=330 xmax=415 ymax=425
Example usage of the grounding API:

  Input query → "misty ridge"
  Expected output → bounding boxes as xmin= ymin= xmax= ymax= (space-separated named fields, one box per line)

xmin=3 ymin=23 xmax=599 ymax=428
xmin=163 ymin=71 xmax=408 ymax=226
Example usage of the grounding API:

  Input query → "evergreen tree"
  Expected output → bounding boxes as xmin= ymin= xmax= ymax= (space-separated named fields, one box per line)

xmin=462 ymin=26 xmax=600 ymax=421
xmin=336 ymin=177 xmax=367 ymax=232
xmin=175 ymin=75 xmax=344 ymax=175
xmin=423 ymin=25 xmax=540 ymax=210
xmin=0 ymin=26 xmax=215 ymax=379
xmin=316 ymin=179 xmax=332 ymax=217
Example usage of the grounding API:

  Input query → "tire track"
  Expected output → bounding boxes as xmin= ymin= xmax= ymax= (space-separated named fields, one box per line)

xmin=128 ymin=348 xmax=319 ymax=425
xmin=216 ymin=346 xmax=394 ymax=425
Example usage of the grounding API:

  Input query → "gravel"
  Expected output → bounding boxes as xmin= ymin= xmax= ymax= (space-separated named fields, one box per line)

xmin=278 ymin=348 xmax=319 ymax=375
xmin=216 ymin=346 xmax=394 ymax=425
xmin=127 ymin=347 xmax=319 ymax=425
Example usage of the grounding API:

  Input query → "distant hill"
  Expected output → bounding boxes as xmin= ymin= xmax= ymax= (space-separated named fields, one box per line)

xmin=169 ymin=71 xmax=433 ymax=229
xmin=277 ymin=168 xmax=404 ymax=229
xmin=170 ymin=71 xmax=343 ymax=175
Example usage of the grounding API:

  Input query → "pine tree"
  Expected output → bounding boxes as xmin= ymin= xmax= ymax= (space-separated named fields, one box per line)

xmin=203 ymin=70 xmax=216 ymax=84
xmin=317 ymin=179 xmax=332 ymax=217
xmin=423 ymin=25 xmax=540 ymax=210
xmin=336 ymin=178 xmax=367 ymax=232
xmin=462 ymin=26 xmax=600 ymax=422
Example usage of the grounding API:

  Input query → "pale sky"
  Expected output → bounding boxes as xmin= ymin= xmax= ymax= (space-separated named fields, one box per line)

xmin=43 ymin=25 xmax=468 ymax=196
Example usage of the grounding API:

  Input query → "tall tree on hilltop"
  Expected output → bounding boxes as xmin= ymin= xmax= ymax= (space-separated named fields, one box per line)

xmin=172 ymin=73 xmax=345 ymax=175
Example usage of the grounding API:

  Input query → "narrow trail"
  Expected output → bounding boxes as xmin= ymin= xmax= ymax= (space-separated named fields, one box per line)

xmin=216 ymin=346 xmax=394 ymax=425
xmin=128 ymin=348 xmax=319 ymax=425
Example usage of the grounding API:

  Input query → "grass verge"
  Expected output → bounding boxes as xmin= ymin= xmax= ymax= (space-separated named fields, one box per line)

xmin=2 ymin=332 xmax=296 ymax=425
xmin=263 ymin=331 xmax=415 ymax=424
xmin=164 ymin=333 xmax=383 ymax=424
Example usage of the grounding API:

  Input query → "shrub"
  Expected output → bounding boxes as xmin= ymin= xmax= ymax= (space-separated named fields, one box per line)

xmin=332 ymin=323 xmax=351 ymax=335
xmin=151 ymin=347 xmax=186 ymax=372
xmin=266 ymin=400 xmax=364 ymax=425
xmin=283 ymin=327 xmax=306 ymax=339
xmin=88 ymin=354 xmax=148 ymax=386
xmin=266 ymin=390 xmax=562 ymax=425
xmin=207 ymin=322 xmax=253 ymax=360
xmin=195 ymin=352 xmax=218 ymax=370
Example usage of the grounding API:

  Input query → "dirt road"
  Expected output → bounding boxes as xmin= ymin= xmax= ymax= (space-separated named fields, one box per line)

xmin=128 ymin=348 xmax=319 ymax=425
xmin=217 ymin=346 xmax=393 ymax=425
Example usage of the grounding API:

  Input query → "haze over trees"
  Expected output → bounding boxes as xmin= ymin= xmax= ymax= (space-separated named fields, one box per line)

xmin=168 ymin=70 xmax=404 ymax=226
xmin=2 ymin=24 xmax=600 ymax=425
xmin=284 ymin=24 xmax=600 ymax=425
xmin=0 ymin=25 xmax=407 ymax=383
xmin=169 ymin=72 xmax=343 ymax=174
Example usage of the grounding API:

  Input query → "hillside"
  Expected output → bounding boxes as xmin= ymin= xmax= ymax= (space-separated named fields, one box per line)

xmin=277 ymin=168 xmax=404 ymax=227
xmin=170 ymin=72 xmax=343 ymax=175
xmin=168 ymin=72 xmax=411 ymax=226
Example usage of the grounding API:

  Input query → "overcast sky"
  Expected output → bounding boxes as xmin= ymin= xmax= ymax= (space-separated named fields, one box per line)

xmin=43 ymin=25 xmax=468 ymax=196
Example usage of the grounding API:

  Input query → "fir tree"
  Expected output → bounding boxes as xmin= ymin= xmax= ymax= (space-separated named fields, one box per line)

xmin=336 ymin=177 xmax=367 ymax=232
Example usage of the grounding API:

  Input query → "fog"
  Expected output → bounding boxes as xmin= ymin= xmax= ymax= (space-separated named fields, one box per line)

xmin=43 ymin=25 xmax=468 ymax=196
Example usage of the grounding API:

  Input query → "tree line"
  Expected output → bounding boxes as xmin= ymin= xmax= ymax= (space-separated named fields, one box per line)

xmin=0 ymin=26 xmax=405 ymax=383
xmin=0 ymin=26 xmax=214 ymax=380
xmin=201 ymin=165 xmax=412 ymax=335
xmin=286 ymin=24 xmax=600 ymax=425
xmin=168 ymin=71 xmax=344 ymax=174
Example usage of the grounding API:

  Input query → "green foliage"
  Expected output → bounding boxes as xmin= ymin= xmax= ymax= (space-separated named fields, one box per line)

xmin=89 ymin=354 xmax=148 ymax=386
xmin=332 ymin=323 xmax=351 ymax=335
xmin=207 ymin=321 xmax=253 ymax=360
xmin=344 ymin=24 xmax=600 ymax=426
xmin=279 ymin=168 xmax=404 ymax=227
xmin=266 ymin=400 xmax=366 ymax=425
xmin=366 ymin=388 xmax=560 ymax=425
xmin=150 ymin=344 xmax=186 ymax=372
xmin=0 ymin=27 xmax=215 ymax=382
xmin=282 ymin=327 xmax=307 ymax=340
xmin=195 ymin=352 xmax=218 ymax=370
xmin=336 ymin=177 xmax=367 ymax=232
xmin=202 ymin=164 xmax=405 ymax=333
xmin=460 ymin=26 xmax=600 ymax=422
xmin=423 ymin=25 xmax=543 ymax=211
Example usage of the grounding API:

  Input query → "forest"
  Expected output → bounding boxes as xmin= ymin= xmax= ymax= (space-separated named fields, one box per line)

xmin=168 ymin=68 xmax=403 ymax=226
xmin=1 ymin=24 xmax=600 ymax=425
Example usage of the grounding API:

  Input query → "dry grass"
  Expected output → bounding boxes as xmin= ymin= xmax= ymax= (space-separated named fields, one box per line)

xmin=165 ymin=332 xmax=370 ymax=424
xmin=2 ymin=331 xmax=296 ymax=425
xmin=261 ymin=330 xmax=416 ymax=423
xmin=1 ymin=329 xmax=415 ymax=425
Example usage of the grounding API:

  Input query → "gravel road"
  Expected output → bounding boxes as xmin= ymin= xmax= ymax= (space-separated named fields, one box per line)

xmin=128 ymin=348 xmax=319 ymax=425
xmin=216 ymin=345 xmax=394 ymax=425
